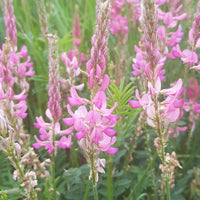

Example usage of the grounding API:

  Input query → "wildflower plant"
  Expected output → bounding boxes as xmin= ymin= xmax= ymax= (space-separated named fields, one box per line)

xmin=1 ymin=0 xmax=200 ymax=199
xmin=62 ymin=1 xmax=119 ymax=199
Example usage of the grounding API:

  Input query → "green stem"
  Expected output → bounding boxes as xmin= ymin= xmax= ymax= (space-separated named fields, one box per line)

xmin=92 ymin=180 xmax=99 ymax=200
xmin=50 ymin=121 xmax=57 ymax=200
xmin=166 ymin=177 xmax=171 ymax=200
xmin=50 ymin=152 xmax=56 ymax=200
xmin=144 ymin=131 xmax=158 ymax=200
xmin=90 ymin=148 xmax=98 ymax=200
xmin=122 ymin=131 xmax=136 ymax=171
xmin=107 ymin=156 xmax=113 ymax=200
xmin=83 ymin=179 xmax=90 ymax=200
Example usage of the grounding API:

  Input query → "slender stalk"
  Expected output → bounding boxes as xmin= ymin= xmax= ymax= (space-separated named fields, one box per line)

xmin=144 ymin=130 xmax=158 ymax=200
xmin=122 ymin=132 xmax=136 ymax=171
xmin=50 ymin=152 xmax=56 ymax=200
xmin=83 ymin=179 xmax=90 ymax=200
xmin=107 ymin=156 xmax=113 ymax=200
xmin=50 ymin=122 xmax=57 ymax=200
xmin=91 ymin=152 xmax=99 ymax=200
xmin=166 ymin=177 xmax=171 ymax=200
xmin=92 ymin=180 xmax=99 ymax=200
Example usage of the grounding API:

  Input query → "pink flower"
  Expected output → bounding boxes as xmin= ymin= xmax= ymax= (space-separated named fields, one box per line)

xmin=67 ymin=87 xmax=88 ymax=106
xmin=57 ymin=136 xmax=73 ymax=149
xmin=181 ymin=50 xmax=198 ymax=66
xmin=33 ymin=109 xmax=73 ymax=154
xmin=63 ymin=100 xmax=119 ymax=155
xmin=167 ymin=25 xmax=184 ymax=47
xmin=192 ymin=64 xmax=200 ymax=72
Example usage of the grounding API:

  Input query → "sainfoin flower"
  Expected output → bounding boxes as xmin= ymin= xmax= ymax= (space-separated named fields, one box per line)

xmin=129 ymin=78 xmax=184 ymax=128
xmin=64 ymin=83 xmax=119 ymax=156
xmin=32 ymin=109 xmax=73 ymax=154
xmin=63 ymin=75 xmax=119 ymax=182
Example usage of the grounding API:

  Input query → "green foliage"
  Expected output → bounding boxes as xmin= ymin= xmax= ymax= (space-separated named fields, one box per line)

xmin=107 ymin=77 xmax=135 ymax=116
xmin=0 ymin=191 xmax=8 ymax=200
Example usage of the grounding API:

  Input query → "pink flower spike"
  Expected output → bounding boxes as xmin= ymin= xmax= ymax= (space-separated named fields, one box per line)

xmin=194 ymin=103 xmax=200 ymax=114
xmin=57 ymin=136 xmax=73 ymax=149
xmin=32 ymin=135 xmax=43 ymax=149
xmin=173 ymin=99 xmax=184 ymax=108
xmin=19 ymin=46 xmax=28 ymax=57
xmin=181 ymin=50 xmax=198 ymax=66
xmin=34 ymin=116 xmax=48 ymax=129
xmin=13 ymin=90 xmax=27 ymax=100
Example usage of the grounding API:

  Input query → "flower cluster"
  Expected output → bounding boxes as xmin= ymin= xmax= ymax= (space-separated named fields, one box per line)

xmin=64 ymin=75 xmax=119 ymax=182
xmin=60 ymin=53 xmax=84 ymax=91
xmin=183 ymin=77 xmax=200 ymax=132
xmin=110 ymin=0 xmax=129 ymax=46
xmin=167 ymin=12 xmax=200 ymax=72
xmin=130 ymin=78 xmax=184 ymax=129
xmin=159 ymin=152 xmax=182 ymax=189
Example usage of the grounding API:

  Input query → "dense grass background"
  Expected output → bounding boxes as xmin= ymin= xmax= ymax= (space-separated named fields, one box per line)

xmin=0 ymin=0 xmax=200 ymax=199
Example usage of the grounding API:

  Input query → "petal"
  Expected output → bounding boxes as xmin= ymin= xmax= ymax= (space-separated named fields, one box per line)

xmin=75 ymin=131 xmax=86 ymax=140
xmin=103 ymin=128 xmax=117 ymax=137
xmin=129 ymin=100 xmax=141 ymax=108
xmin=106 ymin=147 xmax=118 ymax=155
xmin=63 ymin=118 xmax=75 ymax=126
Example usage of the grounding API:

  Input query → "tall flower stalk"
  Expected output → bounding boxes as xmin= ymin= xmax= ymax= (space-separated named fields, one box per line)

xmin=63 ymin=0 xmax=119 ymax=199
xmin=32 ymin=34 xmax=73 ymax=199
xmin=0 ymin=1 xmax=49 ymax=199
xmin=129 ymin=0 xmax=183 ymax=199
xmin=36 ymin=0 xmax=48 ymax=39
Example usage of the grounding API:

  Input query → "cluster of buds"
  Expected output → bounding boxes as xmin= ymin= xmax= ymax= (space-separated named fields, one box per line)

xmin=86 ymin=0 xmax=111 ymax=90
xmin=3 ymin=0 xmax=17 ymax=49
xmin=60 ymin=5 xmax=85 ymax=100
xmin=159 ymin=152 xmax=182 ymax=189
xmin=60 ymin=53 xmax=84 ymax=92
